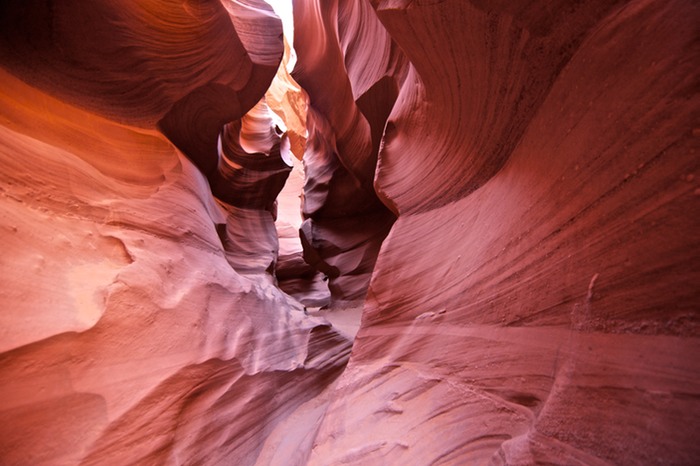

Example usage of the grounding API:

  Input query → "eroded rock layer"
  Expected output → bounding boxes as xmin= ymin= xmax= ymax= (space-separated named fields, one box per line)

xmin=0 ymin=0 xmax=698 ymax=464
xmin=292 ymin=0 xmax=407 ymax=304
xmin=309 ymin=0 xmax=700 ymax=464
xmin=0 ymin=1 xmax=351 ymax=464
xmin=266 ymin=38 xmax=309 ymax=161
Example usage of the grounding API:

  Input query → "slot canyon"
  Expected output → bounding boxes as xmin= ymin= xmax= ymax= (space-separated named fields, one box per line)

xmin=0 ymin=0 xmax=698 ymax=464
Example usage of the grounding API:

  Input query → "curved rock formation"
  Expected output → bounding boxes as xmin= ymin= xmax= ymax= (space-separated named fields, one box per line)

xmin=0 ymin=0 xmax=698 ymax=464
xmin=266 ymin=38 xmax=309 ymax=161
xmin=0 ymin=1 xmax=350 ymax=464
xmin=213 ymin=104 xmax=292 ymax=213
xmin=292 ymin=0 xmax=407 ymax=304
xmin=308 ymin=0 xmax=700 ymax=464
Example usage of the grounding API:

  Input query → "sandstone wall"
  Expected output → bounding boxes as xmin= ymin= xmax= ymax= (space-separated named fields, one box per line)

xmin=0 ymin=1 xmax=350 ymax=464
xmin=0 ymin=0 xmax=697 ymax=464
xmin=308 ymin=0 xmax=700 ymax=464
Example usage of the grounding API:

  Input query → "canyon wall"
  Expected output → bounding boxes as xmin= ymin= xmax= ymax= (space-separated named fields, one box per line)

xmin=0 ymin=1 xmax=350 ymax=464
xmin=292 ymin=0 xmax=407 ymax=304
xmin=0 ymin=0 xmax=698 ymax=465
xmin=307 ymin=0 xmax=700 ymax=464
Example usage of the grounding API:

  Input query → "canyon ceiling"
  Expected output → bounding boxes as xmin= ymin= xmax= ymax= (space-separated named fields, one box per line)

xmin=0 ymin=0 xmax=698 ymax=465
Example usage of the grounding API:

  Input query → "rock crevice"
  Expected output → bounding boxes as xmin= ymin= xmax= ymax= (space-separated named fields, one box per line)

xmin=0 ymin=0 xmax=698 ymax=464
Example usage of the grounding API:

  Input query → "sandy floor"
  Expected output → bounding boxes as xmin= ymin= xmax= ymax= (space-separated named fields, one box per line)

xmin=308 ymin=304 xmax=363 ymax=339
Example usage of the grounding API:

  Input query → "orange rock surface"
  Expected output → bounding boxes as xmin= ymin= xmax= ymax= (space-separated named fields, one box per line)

xmin=0 ymin=0 xmax=698 ymax=464
xmin=0 ymin=1 xmax=349 ymax=464
xmin=307 ymin=0 xmax=700 ymax=464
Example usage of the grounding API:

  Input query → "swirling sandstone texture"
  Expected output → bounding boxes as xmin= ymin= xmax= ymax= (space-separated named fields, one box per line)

xmin=307 ymin=0 xmax=700 ymax=464
xmin=0 ymin=1 xmax=350 ymax=464
xmin=0 ymin=0 xmax=699 ymax=465
xmin=292 ymin=0 xmax=407 ymax=304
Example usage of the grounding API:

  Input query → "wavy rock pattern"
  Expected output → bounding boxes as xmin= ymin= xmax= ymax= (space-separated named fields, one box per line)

xmin=0 ymin=2 xmax=350 ymax=464
xmin=266 ymin=39 xmax=309 ymax=161
xmin=0 ymin=0 xmax=698 ymax=464
xmin=292 ymin=0 xmax=407 ymax=303
xmin=309 ymin=0 xmax=700 ymax=464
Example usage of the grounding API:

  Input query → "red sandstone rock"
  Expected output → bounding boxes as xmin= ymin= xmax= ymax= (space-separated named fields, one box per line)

xmin=266 ymin=39 xmax=309 ymax=161
xmin=0 ymin=2 xmax=350 ymax=464
xmin=292 ymin=0 xmax=406 ymax=304
xmin=308 ymin=0 xmax=700 ymax=464
xmin=0 ymin=0 xmax=698 ymax=464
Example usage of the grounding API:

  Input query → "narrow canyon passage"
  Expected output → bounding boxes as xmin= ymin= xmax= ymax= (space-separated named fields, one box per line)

xmin=0 ymin=0 xmax=698 ymax=465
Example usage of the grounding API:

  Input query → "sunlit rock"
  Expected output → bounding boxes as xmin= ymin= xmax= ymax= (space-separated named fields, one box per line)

xmin=292 ymin=0 xmax=407 ymax=304
xmin=0 ymin=1 xmax=350 ymax=464
xmin=0 ymin=0 xmax=698 ymax=464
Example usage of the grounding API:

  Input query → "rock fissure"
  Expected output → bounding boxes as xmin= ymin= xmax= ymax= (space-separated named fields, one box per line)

xmin=0 ymin=0 xmax=698 ymax=464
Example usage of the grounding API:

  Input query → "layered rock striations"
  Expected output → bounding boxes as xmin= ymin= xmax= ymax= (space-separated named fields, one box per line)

xmin=292 ymin=0 xmax=408 ymax=304
xmin=308 ymin=0 xmax=700 ymax=464
xmin=214 ymin=98 xmax=294 ymax=276
xmin=0 ymin=0 xmax=698 ymax=464
xmin=0 ymin=1 xmax=351 ymax=464
xmin=266 ymin=38 xmax=309 ymax=162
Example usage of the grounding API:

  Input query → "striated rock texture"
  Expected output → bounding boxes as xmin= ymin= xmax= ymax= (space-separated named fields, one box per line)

xmin=293 ymin=0 xmax=407 ymax=304
xmin=266 ymin=38 xmax=309 ymax=161
xmin=307 ymin=0 xmax=700 ymax=464
xmin=0 ymin=0 xmax=698 ymax=465
xmin=0 ymin=1 xmax=351 ymax=464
